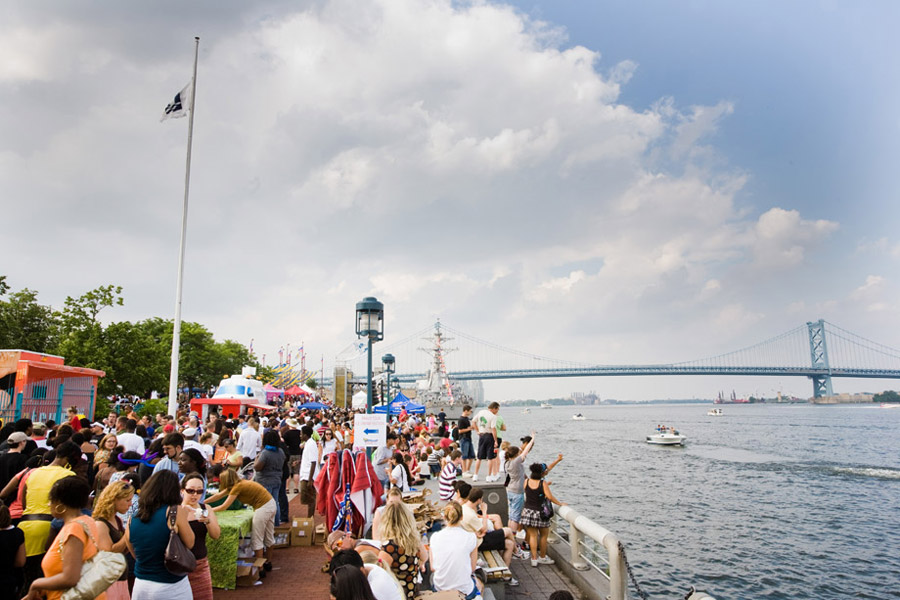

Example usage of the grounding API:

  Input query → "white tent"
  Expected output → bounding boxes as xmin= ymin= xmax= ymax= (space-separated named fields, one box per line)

xmin=352 ymin=390 xmax=368 ymax=409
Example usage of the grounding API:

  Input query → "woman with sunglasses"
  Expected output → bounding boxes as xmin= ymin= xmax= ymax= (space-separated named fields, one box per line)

xmin=93 ymin=480 xmax=136 ymax=600
xmin=181 ymin=473 xmax=219 ymax=600
xmin=322 ymin=428 xmax=341 ymax=455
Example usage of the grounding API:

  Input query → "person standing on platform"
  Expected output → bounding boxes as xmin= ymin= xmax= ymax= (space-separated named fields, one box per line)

xmin=469 ymin=402 xmax=500 ymax=482
xmin=457 ymin=407 xmax=475 ymax=476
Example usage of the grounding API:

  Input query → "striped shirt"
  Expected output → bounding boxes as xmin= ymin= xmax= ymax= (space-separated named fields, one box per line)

xmin=439 ymin=462 xmax=458 ymax=500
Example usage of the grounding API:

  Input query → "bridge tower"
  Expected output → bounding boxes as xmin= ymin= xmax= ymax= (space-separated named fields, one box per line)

xmin=807 ymin=319 xmax=833 ymax=398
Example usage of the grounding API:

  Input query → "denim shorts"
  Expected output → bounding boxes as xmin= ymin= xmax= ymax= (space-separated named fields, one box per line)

xmin=507 ymin=492 xmax=524 ymax=523
xmin=460 ymin=436 xmax=475 ymax=460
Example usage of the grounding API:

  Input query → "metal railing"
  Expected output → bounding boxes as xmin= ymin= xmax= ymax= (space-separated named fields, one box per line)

xmin=549 ymin=505 xmax=628 ymax=600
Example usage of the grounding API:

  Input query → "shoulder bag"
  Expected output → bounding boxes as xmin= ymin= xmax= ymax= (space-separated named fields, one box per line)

xmin=539 ymin=480 xmax=554 ymax=520
xmin=164 ymin=505 xmax=197 ymax=575
xmin=60 ymin=518 xmax=127 ymax=600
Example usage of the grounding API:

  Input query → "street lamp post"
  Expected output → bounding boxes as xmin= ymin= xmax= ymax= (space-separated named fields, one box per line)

xmin=355 ymin=297 xmax=384 ymax=414
xmin=382 ymin=353 xmax=395 ymax=406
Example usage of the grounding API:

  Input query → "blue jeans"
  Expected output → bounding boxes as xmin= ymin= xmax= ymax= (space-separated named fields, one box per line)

xmin=261 ymin=480 xmax=282 ymax=526
xmin=435 ymin=577 xmax=480 ymax=599
xmin=460 ymin=437 xmax=475 ymax=460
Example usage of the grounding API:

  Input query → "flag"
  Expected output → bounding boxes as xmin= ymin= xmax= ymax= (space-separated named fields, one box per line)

xmin=161 ymin=82 xmax=192 ymax=122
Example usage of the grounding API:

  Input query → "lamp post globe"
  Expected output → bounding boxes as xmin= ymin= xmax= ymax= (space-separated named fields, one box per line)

xmin=355 ymin=297 xmax=384 ymax=414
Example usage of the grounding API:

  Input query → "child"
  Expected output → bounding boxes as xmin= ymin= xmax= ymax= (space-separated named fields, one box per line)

xmin=499 ymin=440 xmax=510 ymax=475
xmin=439 ymin=450 xmax=463 ymax=501
xmin=418 ymin=451 xmax=431 ymax=480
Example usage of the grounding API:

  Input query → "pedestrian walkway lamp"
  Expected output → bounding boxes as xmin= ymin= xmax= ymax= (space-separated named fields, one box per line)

xmin=355 ymin=297 xmax=384 ymax=414
xmin=382 ymin=353 xmax=395 ymax=406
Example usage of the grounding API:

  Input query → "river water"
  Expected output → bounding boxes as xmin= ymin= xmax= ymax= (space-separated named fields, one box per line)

xmin=505 ymin=403 xmax=900 ymax=599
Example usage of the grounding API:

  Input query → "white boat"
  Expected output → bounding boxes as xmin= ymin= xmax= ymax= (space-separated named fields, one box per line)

xmin=880 ymin=403 xmax=900 ymax=409
xmin=707 ymin=408 xmax=724 ymax=416
xmin=522 ymin=408 xmax=531 ymax=414
xmin=572 ymin=413 xmax=586 ymax=421
xmin=646 ymin=430 xmax=687 ymax=446
xmin=540 ymin=402 xmax=553 ymax=409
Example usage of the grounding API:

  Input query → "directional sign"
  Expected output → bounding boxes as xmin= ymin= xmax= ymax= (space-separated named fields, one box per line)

xmin=354 ymin=413 xmax=386 ymax=448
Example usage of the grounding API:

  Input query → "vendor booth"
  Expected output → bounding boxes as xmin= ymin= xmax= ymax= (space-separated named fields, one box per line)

xmin=0 ymin=350 xmax=105 ymax=424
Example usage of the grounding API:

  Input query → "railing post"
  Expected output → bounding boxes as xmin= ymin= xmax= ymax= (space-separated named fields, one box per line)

xmin=604 ymin=535 xmax=628 ymax=600
xmin=56 ymin=382 xmax=64 ymax=424
xmin=14 ymin=392 xmax=23 ymax=421
xmin=89 ymin=385 xmax=96 ymax=420
xmin=569 ymin=524 xmax=589 ymax=571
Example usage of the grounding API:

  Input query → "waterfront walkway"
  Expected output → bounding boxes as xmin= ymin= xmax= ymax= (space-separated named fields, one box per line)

xmin=213 ymin=485 xmax=584 ymax=600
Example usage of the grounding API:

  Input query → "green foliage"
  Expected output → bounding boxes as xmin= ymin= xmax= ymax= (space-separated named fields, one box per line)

xmin=138 ymin=397 xmax=169 ymax=417
xmin=94 ymin=395 xmax=111 ymax=419
xmin=0 ymin=287 xmax=58 ymax=352
xmin=306 ymin=378 xmax=318 ymax=389
xmin=873 ymin=390 xmax=900 ymax=403
xmin=1 ymin=281 xmax=255 ymax=402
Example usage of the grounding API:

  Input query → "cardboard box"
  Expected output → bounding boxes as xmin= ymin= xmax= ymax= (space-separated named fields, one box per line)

xmin=273 ymin=524 xmax=292 ymax=549
xmin=237 ymin=539 xmax=254 ymax=559
xmin=291 ymin=517 xmax=315 ymax=546
xmin=236 ymin=558 xmax=267 ymax=586
xmin=315 ymin=523 xmax=327 ymax=545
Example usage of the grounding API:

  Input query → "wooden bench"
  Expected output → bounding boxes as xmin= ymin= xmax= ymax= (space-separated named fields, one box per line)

xmin=478 ymin=549 xmax=512 ymax=583
xmin=477 ymin=549 xmax=511 ymax=600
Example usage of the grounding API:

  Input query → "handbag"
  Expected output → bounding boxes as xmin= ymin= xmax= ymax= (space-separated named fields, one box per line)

xmin=164 ymin=506 xmax=197 ymax=575
xmin=539 ymin=481 xmax=554 ymax=520
xmin=60 ymin=518 xmax=127 ymax=600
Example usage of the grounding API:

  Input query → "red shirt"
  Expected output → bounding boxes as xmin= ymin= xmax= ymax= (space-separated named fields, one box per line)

xmin=69 ymin=415 xmax=82 ymax=431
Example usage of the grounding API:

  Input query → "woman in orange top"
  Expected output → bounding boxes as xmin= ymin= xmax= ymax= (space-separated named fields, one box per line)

xmin=23 ymin=477 xmax=113 ymax=600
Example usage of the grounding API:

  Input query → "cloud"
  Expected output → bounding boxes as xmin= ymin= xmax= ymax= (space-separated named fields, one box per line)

xmin=750 ymin=208 xmax=838 ymax=268
xmin=0 ymin=0 xmax=866 ymax=400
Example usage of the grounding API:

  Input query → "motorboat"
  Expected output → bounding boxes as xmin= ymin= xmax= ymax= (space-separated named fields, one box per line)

xmin=572 ymin=413 xmax=586 ymax=421
xmin=646 ymin=429 xmax=687 ymax=446
xmin=707 ymin=408 xmax=724 ymax=416
xmin=522 ymin=408 xmax=531 ymax=414
xmin=540 ymin=402 xmax=553 ymax=409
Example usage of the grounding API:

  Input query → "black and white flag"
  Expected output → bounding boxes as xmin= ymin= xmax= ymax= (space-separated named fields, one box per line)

xmin=161 ymin=82 xmax=192 ymax=122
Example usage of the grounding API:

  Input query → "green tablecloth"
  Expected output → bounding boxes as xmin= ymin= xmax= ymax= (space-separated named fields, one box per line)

xmin=208 ymin=508 xmax=255 ymax=589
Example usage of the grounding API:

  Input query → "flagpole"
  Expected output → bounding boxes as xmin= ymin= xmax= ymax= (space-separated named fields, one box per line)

xmin=167 ymin=36 xmax=200 ymax=417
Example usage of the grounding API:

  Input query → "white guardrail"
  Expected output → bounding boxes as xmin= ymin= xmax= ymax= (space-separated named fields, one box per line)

xmin=550 ymin=505 xmax=628 ymax=600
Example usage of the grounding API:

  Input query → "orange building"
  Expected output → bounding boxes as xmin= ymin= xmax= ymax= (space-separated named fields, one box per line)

xmin=0 ymin=350 xmax=105 ymax=425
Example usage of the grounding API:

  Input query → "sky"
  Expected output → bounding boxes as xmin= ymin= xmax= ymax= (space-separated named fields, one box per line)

xmin=2 ymin=0 xmax=899 ymax=401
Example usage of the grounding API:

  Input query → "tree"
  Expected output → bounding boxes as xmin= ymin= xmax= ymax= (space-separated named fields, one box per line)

xmin=0 ymin=288 xmax=58 ymax=352
xmin=873 ymin=390 xmax=900 ymax=404
xmin=103 ymin=320 xmax=168 ymax=397
xmin=0 ymin=275 xmax=9 ymax=297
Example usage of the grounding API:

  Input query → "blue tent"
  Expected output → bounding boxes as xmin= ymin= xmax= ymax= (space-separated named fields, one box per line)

xmin=372 ymin=393 xmax=426 ymax=415
xmin=299 ymin=401 xmax=329 ymax=410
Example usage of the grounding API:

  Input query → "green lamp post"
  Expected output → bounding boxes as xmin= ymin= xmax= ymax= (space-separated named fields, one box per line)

xmin=355 ymin=297 xmax=384 ymax=414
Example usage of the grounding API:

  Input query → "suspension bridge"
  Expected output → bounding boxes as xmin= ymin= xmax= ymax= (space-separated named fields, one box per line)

xmin=332 ymin=319 xmax=900 ymax=398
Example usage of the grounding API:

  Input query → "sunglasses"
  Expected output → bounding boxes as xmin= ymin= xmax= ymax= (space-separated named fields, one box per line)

xmin=184 ymin=488 xmax=204 ymax=495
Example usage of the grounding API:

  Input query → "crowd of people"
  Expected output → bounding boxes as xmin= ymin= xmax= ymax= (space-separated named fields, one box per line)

xmin=0 ymin=397 xmax=571 ymax=600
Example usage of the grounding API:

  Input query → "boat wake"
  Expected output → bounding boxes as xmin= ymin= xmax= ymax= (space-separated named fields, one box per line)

xmin=828 ymin=466 xmax=900 ymax=481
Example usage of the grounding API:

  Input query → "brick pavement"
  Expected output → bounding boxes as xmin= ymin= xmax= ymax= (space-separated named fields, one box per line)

xmin=507 ymin=556 xmax=584 ymax=600
xmin=214 ymin=492 xmax=331 ymax=600
xmin=214 ymin=484 xmax=585 ymax=600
